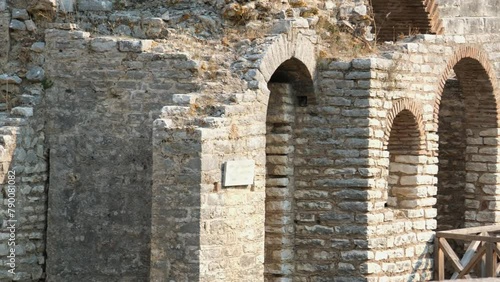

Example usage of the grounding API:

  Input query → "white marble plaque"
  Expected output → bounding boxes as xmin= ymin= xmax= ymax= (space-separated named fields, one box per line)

xmin=223 ymin=160 xmax=255 ymax=187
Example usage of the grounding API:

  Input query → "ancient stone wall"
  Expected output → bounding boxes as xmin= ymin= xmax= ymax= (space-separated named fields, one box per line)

xmin=1 ymin=0 xmax=500 ymax=281
xmin=438 ymin=0 xmax=500 ymax=34
xmin=42 ymin=28 xmax=200 ymax=281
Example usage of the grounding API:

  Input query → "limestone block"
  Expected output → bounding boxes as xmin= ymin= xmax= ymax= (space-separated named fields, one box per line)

xmin=118 ymin=39 xmax=152 ymax=53
xmin=270 ymin=20 xmax=291 ymax=34
xmin=476 ymin=211 xmax=500 ymax=223
xmin=77 ymin=0 xmax=112 ymax=11
xmin=360 ymin=262 xmax=381 ymax=274
xmin=26 ymin=67 xmax=45 ymax=82
xmin=9 ymin=19 xmax=26 ymax=31
xmin=291 ymin=18 xmax=309 ymax=29
xmin=478 ymin=173 xmax=500 ymax=185
xmin=389 ymin=163 xmax=418 ymax=174
xmin=0 ymin=74 xmax=22 ymax=84
xmin=170 ymin=94 xmax=196 ymax=105
xmin=0 ymin=0 xmax=5 ymax=11
xmin=12 ymin=9 xmax=30 ymax=20
xmin=398 ymin=199 xmax=418 ymax=209
xmin=30 ymin=42 xmax=45 ymax=53
xmin=90 ymin=38 xmax=117 ymax=52
xmin=405 ymin=209 xmax=424 ymax=218
xmin=11 ymin=107 xmax=33 ymax=117
xmin=267 ymin=164 xmax=289 ymax=176
xmin=483 ymin=137 xmax=497 ymax=145
xmin=266 ymin=200 xmax=291 ymax=211
xmin=399 ymin=175 xmax=433 ymax=185
xmin=341 ymin=250 xmax=374 ymax=261
xmin=297 ymin=201 xmax=332 ymax=210
xmin=394 ymin=155 xmax=427 ymax=164
xmin=424 ymin=164 xmax=438 ymax=175
xmin=471 ymin=155 xmax=499 ymax=162
xmin=482 ymin=185 xmax=498 ymax=195
xmin=267 ymin=155 xmax=288 ymax=165
xmin=424 ymin=208 xmax=437 ymax=218
xmin=58 ymin=0 xmax=75 ymax=12
xmin=416 ymin=231 xmax=434 ymax=242
xmin=352 ymin=58 xmax=371 ymax=69
xmin=466 ymin=162 xmax=488 ymax=172
xmin=25 ymin=20 xmax=36 ymax=31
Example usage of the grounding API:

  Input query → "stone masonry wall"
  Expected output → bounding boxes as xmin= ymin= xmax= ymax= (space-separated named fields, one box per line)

xmin=0 ymin=112 xmax=47 ymax=281
xmin=42 ymin=28 xmax=200 ymax=281
xmin=436 ymin=78 xmax=466 ymax=231
xmin=1 ymin=0 xmax=500 ymax=281
xmin=364 ymin=34 xmax=500 ymax=281
xmin=265 ymin=83 xmax=296 ymax=280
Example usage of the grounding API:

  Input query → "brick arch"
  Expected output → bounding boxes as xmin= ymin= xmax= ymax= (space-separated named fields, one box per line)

xmin=433 ymin=46 xmax=499 ymax=124
xmin=371 ymin=0 xmax=444 ymax=42
xmin=384 ymin=98 xmax=426 ymax=147
xmin=259 ymin=32 xmax=316 ymax=281
xmin=258 ymin=33 xmax=316 ymax=84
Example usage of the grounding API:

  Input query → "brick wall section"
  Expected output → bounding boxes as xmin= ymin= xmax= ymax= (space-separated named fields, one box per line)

xmin=372 ymin=0 xmax=443 ymax=41
xmin=42 ymin=29 xmax=200 ymax=281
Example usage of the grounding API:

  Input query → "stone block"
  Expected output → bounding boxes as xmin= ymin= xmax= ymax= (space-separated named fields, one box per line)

xmin=9 ymin=19 xmax=26 ymax=31
xmin=11 ymin=107 xmax=33 ymax=117
xmin=90 ymin=38 xmax=117 ymax=52
xmin=0 ymin=74 xmax=21 ymax=84
xmin=352 ymin=58 xmax=371 ymax=69
xmin=341 ymin=250 xmax=374 ymax=261
xmin=31 ymin=42 xmax=45 ymax=53
xmin=478 ymin=173 xmax=500 ymax=184
xmin=58 ymin=0 xmax=75 ymax=12
xmin=270 ymin=20 xmax=291 ymax=34
xmin=399 ymin=175 xmax=433 ymax=185
xmin=26 ymin=67 xmax=45 ymax=82
xmin=77 ymin=0 xmax=112 ymax=11
xmin=12 ymin=9 xmax=30 ymax=20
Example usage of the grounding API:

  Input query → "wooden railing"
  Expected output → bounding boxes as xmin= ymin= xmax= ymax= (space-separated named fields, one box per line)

xmin=435 ymin=225 xmax=500 ymax=280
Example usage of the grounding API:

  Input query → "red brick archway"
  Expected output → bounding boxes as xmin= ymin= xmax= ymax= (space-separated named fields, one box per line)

xmin=434 ymin=46 xmax=500 ymax=235
xmin=433 ymin=46 xmax=499 ymax=123
xmin=385 ymin=98 xmax=426 ymax=147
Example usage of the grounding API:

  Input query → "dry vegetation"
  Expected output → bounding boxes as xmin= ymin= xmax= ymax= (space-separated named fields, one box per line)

xmin=315 ymin=16 xmax=376 ymax=60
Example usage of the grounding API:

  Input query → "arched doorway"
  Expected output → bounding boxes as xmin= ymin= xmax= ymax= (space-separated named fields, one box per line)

xmin=381 ymin=101 xmax=433 ymax=280
xmin=436 ymin=54 xmax=499 ymax=231
xmin=264 ymin=58 xmax=314 ymax=281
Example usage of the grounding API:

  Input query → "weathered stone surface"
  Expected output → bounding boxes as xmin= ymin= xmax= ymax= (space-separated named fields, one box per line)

xmin=26 ymin=67 xmax=45 ymax=82
xmin=118 ymin=39 xmax=152 ymax=52
xmin=1 ymin=1 xmax=500 ymax=282
xmin=31 ymin=42 xmax=45 ymax=52
xmin=9 ymin=19 xmax=26 ymax=30
xmin=0 ymin=74 xmax=22 ymax=84
xmin=11 ymin=107 xmax=33 ymax=117
xmin=25 ymin=19 xmax=37 ymax=31
xmin=12 ymin=9 xmax=30 ymax=20
xmin=90 ymin=37 xmax=117 ymax=52
xmin=77 ymin=0 xmax=112 ymax=11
